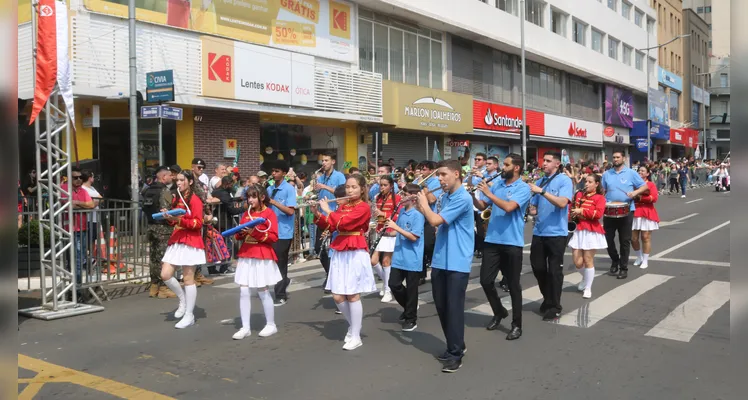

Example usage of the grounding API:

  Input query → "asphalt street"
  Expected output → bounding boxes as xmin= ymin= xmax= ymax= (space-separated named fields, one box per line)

xmin=18 ymin=186 xmax=732 ymax=400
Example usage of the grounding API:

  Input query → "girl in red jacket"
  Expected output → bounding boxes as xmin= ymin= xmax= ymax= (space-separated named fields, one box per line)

xmin=311 ymin=174 xmax=376 ymax=351
xmin=371 ymin=175 xmax=401 ymax=303
xmin=232 ymin=184 xmax=282 ymax=340
xmin=568 ymin=174 xmax=607 ymax=299
xmin=160 ymin=170 xmax=206 ymax=329
xmin=632 ymin=165 xmax=659 ymax=270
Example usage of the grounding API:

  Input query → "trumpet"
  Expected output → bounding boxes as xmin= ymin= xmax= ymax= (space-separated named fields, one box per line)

xmin=416 ymin=170 xmax=437 ymax=188
xmin=404 ymin=171 xmax=416 ymax=183
xmin=298 ymin=196 xmax=354 ymax=208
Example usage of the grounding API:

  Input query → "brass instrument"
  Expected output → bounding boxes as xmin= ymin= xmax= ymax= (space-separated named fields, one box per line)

xmin=568 ymin=190 xmax=583 ymax=233
xmin=404 ymin=171 xmax=416 ymax=183
xmin=416 ymin=170 xmax=437 ymax=188
xmin=298 ymin=195 xmax=354 ymax=208
xmin=480 ymin=207 xmax=491 ymax=221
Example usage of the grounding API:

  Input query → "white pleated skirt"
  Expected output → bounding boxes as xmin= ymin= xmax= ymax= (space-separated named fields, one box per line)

xmin=632 ymin=217 xmax=659 ymax=231
xmin=325 ymin=249 xmax=378 ymax=295
xmin=374 ymin=236 xmax=396 ymax=253
xmin=568 ymin=230 xmax=608 ymax=250
xmin=234 ymin=258 xmax=282 ymax=288
xmin=162 ymin=243 xmax=206 ymax=266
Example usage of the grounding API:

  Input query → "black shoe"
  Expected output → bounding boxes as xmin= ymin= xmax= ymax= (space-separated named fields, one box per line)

xmin=476 ymin=251 xmax=483 ymax=259
xmin=398 ymin=312 xmax=406 ymax=322
xmin=486 ymin=309 xmax=509 ymax=331
xmin=506 ymin=325 xmax=522 ymax=340
xmin=401 ymin=321 xmax=417 ymax=332
xmin=498 ymin=282 xmax=510 ymax=292
xmin=542 ymin=309 xmax=561 ymax=321
xmin=273 ymin=298 xmax=287 ymax=307
xmin=435 ymin=345 xmax=467 ymax=362
xmin=539 ymin=302 xmax=550 ymax=313
xmin=419 ymin=278 xmax=427 ymax=286
xmin=617 ymin=269 xmax=628 ymax=280
xmin=609 ymin=262 xmax=619 ymax=274
xmin=441 ymin=358 xmax=463 ymax=373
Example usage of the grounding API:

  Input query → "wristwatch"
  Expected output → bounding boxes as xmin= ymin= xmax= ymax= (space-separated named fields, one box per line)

xmin=540 ymin=189 xmax=547 ymax=196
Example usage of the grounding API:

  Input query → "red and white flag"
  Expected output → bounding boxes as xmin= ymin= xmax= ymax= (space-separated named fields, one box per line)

xmin=29 ymin=0 xmax=75 ymax=127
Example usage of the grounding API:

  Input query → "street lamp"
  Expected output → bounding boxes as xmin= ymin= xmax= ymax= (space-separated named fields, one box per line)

xmin=638 ymin=33 xmax=690 ymax=161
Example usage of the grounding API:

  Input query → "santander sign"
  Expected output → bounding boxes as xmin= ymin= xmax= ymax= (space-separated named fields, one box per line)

xmin=473 ymin=100 xmax=545 ymax=135
xmin=483 ymin=107 xmax=523 ymax=130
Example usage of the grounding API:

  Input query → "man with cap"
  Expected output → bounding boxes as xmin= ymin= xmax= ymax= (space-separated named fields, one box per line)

xmin=142 ymin=166 xmax=178 ymax=298
xmin=267 ymin=160 xmax=298 ymax=306
xmin=257 ymin=171 xmax=269 ymax=187
xmin=192 ymin=158 xmax=210 ymax=189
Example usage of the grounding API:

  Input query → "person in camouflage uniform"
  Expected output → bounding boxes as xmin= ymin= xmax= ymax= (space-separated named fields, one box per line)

xmin=143 ymin=167 xmax=177 ymax=298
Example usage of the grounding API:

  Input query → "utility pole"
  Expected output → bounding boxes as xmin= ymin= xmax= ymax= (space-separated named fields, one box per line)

xmin=129 ymin=0 xmax=138 ymax=203
xmin=520 ymin=0 xmax=527 ymax=163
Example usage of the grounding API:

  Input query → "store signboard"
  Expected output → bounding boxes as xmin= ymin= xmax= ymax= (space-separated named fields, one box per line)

xmin=604 ymin=85 xmax=634 ymax=128
xmin=658 ymin=67 xmax=683 ymax=92
xmin=83 ymin=0 xmax=357 ymax=63
xmin=603 ymin=125 xmax=630 ymax=143
xmin=224 ymin=139 xmax=238 ymax=159
xmin=472 ymin=100 xmax=545 ymax=135
xmin=691 ymin=85 xmax=711 ymax=106
xmin=202 ymin=37 xmax=315 ymax=108
xmin=670 ymin=128 xmax=698 ymax=148
xmin=544 ymin=114 xmax=603 ymax=144
xmin=382 ymin=81 xmax=473 ymax=134
xmin=631 ymin=120 xmax=669 ymax=140
xmin=648 ymin=88 xmax=669 ymax=124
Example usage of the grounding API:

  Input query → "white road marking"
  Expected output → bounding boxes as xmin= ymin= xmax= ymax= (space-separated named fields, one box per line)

xmin=651 ymin=258 xmax=730 ymax=267
xmin=651 ymin=221 xmax=730 ymax=258
xmin=659 ymin=213 xmax=699 ymax=227
xmin=685 ymin=198 xmax=703 ymax=204
xmin=645 ymin=281 xmax=730 ymax=342
xmin=556 ymin=274 xmax=673 ymax=328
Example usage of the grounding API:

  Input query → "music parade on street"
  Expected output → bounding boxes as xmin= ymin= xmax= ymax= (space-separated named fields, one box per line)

xmin=16 ymin=0 xmax=732 ymax=398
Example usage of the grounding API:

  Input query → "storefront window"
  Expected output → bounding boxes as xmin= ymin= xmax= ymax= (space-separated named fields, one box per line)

xmin=260 ymin=124 xmax=342 ymax=177
xmin=669 ymin=91 xmax=680 ymax=121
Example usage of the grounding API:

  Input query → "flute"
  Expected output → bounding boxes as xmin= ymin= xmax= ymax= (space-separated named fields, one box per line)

xmin=298 ymin=196 xmax=354 ymax=207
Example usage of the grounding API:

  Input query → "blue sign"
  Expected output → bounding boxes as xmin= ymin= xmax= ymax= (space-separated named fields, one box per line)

xmin=140 ymin=105 xmax=161 ymax=119
xmin=146 ymin=70 xmax=175 ymax=103
xmin=631 ymin=121 xmax=670 ymax=140
xmin=161 ymin=106 xmax=183 ymax=121
xmin=635 ymin=138 xmax=652 ymax=153
xmin=657 ymin=67 xmax=683 ymax=92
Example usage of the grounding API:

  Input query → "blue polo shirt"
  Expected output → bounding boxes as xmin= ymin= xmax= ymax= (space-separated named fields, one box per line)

xmin=423 ymin=176 xmax=443 ymax=212
xmin=531 ymin=173 xmax=574 ymax=237
xmin=316 ymin=170 xmax=346 ymax=214
xmin=484 ymin=178 xmax=532 ymax=247
xmin=431 ymin=186 xmax=474 ymax=273
xmin=368 ymin=182 xmax=399 ymax=200
xmin=602 ymin=167 xmax=645 ymax=211
xmin=477 ymin=170 xmax=499 ymax=203
xmin=391 ymin=207 xmax=425 ymax=272
xmin=267 ymin=180 xmax=297 ymax=240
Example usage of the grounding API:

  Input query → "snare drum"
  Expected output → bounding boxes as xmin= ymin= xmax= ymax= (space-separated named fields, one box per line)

xmin=604 ymin=202 xmax=630 ymax=218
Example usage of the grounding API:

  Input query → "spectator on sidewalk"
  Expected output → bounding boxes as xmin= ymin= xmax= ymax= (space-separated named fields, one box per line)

xmin=209 ymin=163 xmax=228 ymax=195
xmin=61 ymin=167 xmax=94 ymax=293
xmin=81 ymin=170 xmax=103 ymax=266
xmin=192 ymin=158 xmax=210 ymax=190
xmin=677 ymin=163 xmax=690 ymax=198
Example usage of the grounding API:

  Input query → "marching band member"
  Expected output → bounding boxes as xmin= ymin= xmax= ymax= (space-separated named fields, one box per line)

xmin=159 ymin=170 xmax=206 ymax=329
xmin=368 ymin=164 xmax=400 ymax=199
xmin=527 ymin=152 xmax=573 ymax=321
xmin=386 ymin=184 xmax=424 ymax=332
xmin=568 ymin=174 xmax=607 ymax=299
xmin=601 ymin=151 xmax=648 ymax=280
xmin=631 ymin=165 xmax=660 ymax=270
xmin=311 ymin=174 xmax=376 ymax=351
xmin=313 ymin=151 xmax=347 ymax=292
xmin=415 ymin=161 xmax=443 ymax=285
xmin=371 ymin=175 xmax=401 ymax=303
xmin=417 ymin=160 xmax=474 ymax=373
xmin=232 ymin=184 xmax=282 ymax=339
xmin=267 ymin=160 xmax=297 ymax=306
xmin=465 ymin=153 xmax=488 ymax=258
xmin=473 ymin=154 xmax=531 ymax=340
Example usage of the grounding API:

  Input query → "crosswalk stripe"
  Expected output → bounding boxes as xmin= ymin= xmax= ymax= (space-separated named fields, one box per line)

xmin=644 ymin=281 xmax=730 ymax=342
xmin=556 ymin=274 xmax=673 ymax=328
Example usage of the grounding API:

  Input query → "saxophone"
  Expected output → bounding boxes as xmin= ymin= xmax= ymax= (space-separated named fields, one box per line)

xmin=568 ymin=190 xmax=583 ymax=233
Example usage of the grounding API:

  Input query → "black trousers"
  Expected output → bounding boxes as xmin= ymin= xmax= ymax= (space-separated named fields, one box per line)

xmin=480 ymin=243 xmax=523 ymax=327
xmin=314 ymin=229 xmax=331 ymax=277
xmin=431 ymin=268 xmax=469 ymax=360
xmin=604 ymin=213 xmax=634 ymax=270
xmin=420 ymin=223 xmax=436 ymax=279
xmin=388 ymin=267 xmax=421 ymax=322
xmin=273 ymin=239 xmax=292 ymax=300
xmin=474 ymin=212 xmax=485 ymax=252
xmin=530 ymin=235 xmax=567 ymax=312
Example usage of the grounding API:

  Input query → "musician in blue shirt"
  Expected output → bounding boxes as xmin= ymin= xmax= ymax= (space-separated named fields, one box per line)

xmin=527 ymin=152 xmax=573 ymax=320
xmin=415 ymin=160 xmax=443 ymax=285
xmin=368 ymin=165 xmax=400 ymax=199
xmin=601 ymin=151 xmax=648 ymax=280
xmin=267 ymin=160 xmax=297 ymax=306
xmin=313 ymin=151 xmax=347 ymax=292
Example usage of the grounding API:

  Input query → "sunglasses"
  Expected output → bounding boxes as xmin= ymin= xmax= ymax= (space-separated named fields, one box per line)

xmin=72 ymin=176 xmax=83 ymax=180
xmin=474 ymin=158 xmax=483 ymax=161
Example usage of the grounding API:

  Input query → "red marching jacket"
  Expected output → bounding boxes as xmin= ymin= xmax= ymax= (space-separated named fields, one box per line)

xmin=314 ymin=200 xmax=371 ymax=251
xmin=572 ymin=192 xmax=606 ymax=234
xmin=634 ymin=181 xmax=660 ymax=222
xmin=374 ymin=192 xmax=401 ymax=232
xmin=235 ymin=207 xmax=279 ymax=261
xmin=167 ymin=192 xmax=205 ymax=249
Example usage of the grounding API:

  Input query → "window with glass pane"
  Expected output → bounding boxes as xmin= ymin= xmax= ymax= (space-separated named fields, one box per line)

xmin=389 ymin=29 xmax=404 ymax=83
xmin=418 ymin=36 xmax=431 ymax=87
xmin=551 ymin=9 xmax=566 ymax=36
xmin=720 ymin=73 xmax=728 ymax=87
xmin=634 ymin=9 xmax=643 ymax=27
xmin=403 ymin=33 xmax=418 ymax=85
xmin=374 ymin=24 xmax=389 ymax=79
xmin=498 ymin=0 xmax=518 ymax=16
xmin=431 ymin=41 xmax=443 ymax=89
xmin=635 ymin=51 xmax=643 ymax=70
xmin=608 ymin=0 xmax=616 ymax=11
xmin=526 ymin=0 xmax=544 ymax=27
xmin=573 ymin=20 xmax=586 ymax=45
xmin=669 ymin=91 xmax=680 ymax=121
xmin=359 ymin=20 xmax=373 ymax=72
xmin=622 ymin=2 xmax=631 ymax=19
xmin=592 ymin=29 xmax=603 ymax=53
xmin=608 ymin=38 xmax=618 ymax=60
xmin=622 ymin=45 xmax=632 ymax=65
xmin=647 ymin=18 xmax=655 ymax=33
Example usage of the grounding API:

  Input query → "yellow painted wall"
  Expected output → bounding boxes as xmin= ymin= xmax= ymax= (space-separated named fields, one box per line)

xmin=176 ymin=108 xmax=194 ymax=169
xmin=74 ymin=101 xmax=93 ymax=161
xmin=343 ymin=127 xmax=358 ymax=173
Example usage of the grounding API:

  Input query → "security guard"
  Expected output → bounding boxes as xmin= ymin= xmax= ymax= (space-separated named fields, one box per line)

xmin=142 ymin=166 xmax=177 ymax=299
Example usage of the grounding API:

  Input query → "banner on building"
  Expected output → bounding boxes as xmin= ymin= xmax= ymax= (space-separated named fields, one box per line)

xmin=472 ymin=100 xmax=545 ymax=135
xmin=647 ymin=88 xmax=669 ymax=124
xmin=604 ymin=85 xmax=634 ymax=128
xmin=543 ymin=114 xmax=603 ymax=145
xmin=383 ymin=81 xmax=473 ymax=134
xmin=634 ymin=138 xmax=651 ymax=153
xmin=84 ymin=0 xmax=356 ymax=63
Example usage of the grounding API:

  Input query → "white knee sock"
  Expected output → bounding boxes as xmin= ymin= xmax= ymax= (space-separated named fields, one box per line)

xmin=349 ymin=300 xmax=363 ymax=340
xmin=373 ymin=263 xmax=384 ymax=281
xmin=584 ymin=268 xmax=595 ymax=290
xmin=164 ymin=277 xmax=185 ymax=306
xmin=382 ymin=267 xmax=391 ymax=293
xmin=578 ymin=268 xmax=585 ymax=279
xmin=336 ymin=301 xmax=351 ymax=325
xmin=239 ymin=287 xmax=251 ymax=330
xmin=184 ymin=284 xmax=197 ymax=317
xmin=636 ymin=249 xmax=643 ymax=260
xmin=258 ymin=289 xmax=275 ymax=326
xmin=642 ymin=253 xmax=649 ymax=263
